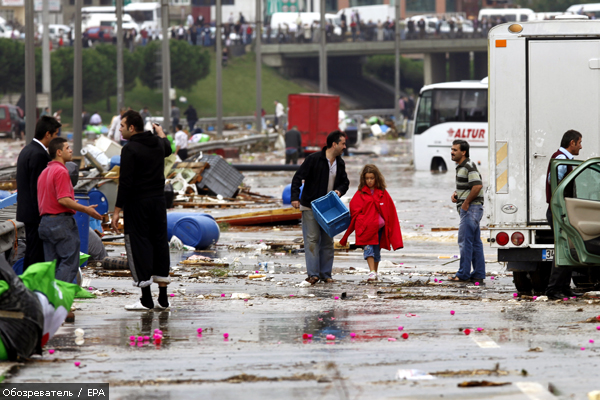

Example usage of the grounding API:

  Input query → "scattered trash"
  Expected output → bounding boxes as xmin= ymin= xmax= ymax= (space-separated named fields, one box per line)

xmin=402 ymin=333 xmax=409 ymax=339
xmin=464 ymin=329 xmax=471 ymax=335
xmin=74 ymin=361 xmax=81 ymax=367
xmin=48 ymin=349 xmax=55 ymax=354
xmin=231 ymin=293 xmax=251 ymax=299
xmin=388 ymin=338 xmax=397 ymax=341
xmin=396 ymin=369 xmax=435 ymax=380
xmin=398 ymin=326 xmax=404 ymax=331
xmin=450 ymin=310 xmax=455 ymax=315
xmin=528 ymin=347 xmax=543 ymax=352
xmin=326 ymin=334 xmax=335 ymax=340
xmin=223 ymin=333 xmax=229 ymax=339
xmin=350 ymin=332 xmax=356 ymax=338
xmin=588 ymin=390 xmax=600 ymax=400
xmin=249 ymin=274 xmax=266 ymax=280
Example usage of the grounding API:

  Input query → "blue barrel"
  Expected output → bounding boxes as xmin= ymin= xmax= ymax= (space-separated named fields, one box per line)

xmin=172 ymin=215 xmax=220 ymax=249
xmin=88 ymin=188 xmax=109 ymax=215
xmin=167 ymin=212 xmax=215 ymax=239
xmin=74 ymin=193 xmax=90 ymax=267
xmin=282 ymin=183 xmax=303 ymax=205
xmin=109 ymin=155 xmax=121 ymax=170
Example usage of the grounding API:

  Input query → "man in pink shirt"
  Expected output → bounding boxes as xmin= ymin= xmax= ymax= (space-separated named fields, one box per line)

xmin=37 ymin=138 xmax=102 ymax=283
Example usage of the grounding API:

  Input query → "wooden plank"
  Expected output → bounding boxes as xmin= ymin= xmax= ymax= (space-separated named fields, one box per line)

xmin=215 ymin=208 xmax=301 ymax=226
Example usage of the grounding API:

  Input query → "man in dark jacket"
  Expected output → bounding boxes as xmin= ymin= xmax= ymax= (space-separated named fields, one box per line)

xmin=111 ymin=110 xmax=172 ymax=311
xmin=16 ymin=116 xmax=61 ymax=270
xmin=284 ymin=125 xmax=302 ymax=165
xmin=291 ymin=131 xmax=349 ymax=285
xmin=183 ymin=104 xmax=198 ymax=131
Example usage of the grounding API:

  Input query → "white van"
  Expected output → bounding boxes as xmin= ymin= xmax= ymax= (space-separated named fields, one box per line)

xmin=269 ymin=12 xmax=341 ymax=36
xmin=82 ymin=2 xmax=161 ymax=31
xmin=478 ymin=8 xmax=534 ymax=22
xmin=566 ymin=3 xmax=600 ymax=18
xmin=82 ymin=12 xmax=138 ymax=31
xmin=336 ymin=4 xmax=394 ymax=23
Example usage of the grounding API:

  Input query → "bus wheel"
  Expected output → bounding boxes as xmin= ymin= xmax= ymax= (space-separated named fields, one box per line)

xmin=513 ymin=271 xmax=533 ymax=296
xmin=430 ymin=157 xmax=447 ymax=173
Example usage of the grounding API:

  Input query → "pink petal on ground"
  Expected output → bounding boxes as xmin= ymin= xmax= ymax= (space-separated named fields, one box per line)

xmin=398 ymin=326 xmax=404 ymax=331
xmin=326 ymin=334 xmax=336 ymax=340
xmin=388 ymin=338 xmax=397 ymax=341
xmin=48 ymin=349 xmax=55 ymax=354
xmin=223 ymin=333 xmax=229 ymax=339
xmin=74 ymin=362 xmax=81 ymax=367
xmin=350 ymin=332 xmax=356 ymax=338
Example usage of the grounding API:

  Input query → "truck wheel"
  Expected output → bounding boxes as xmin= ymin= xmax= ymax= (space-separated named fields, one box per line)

xmin=513 ymin=271 xmax=533 ymax=296
xmin=530 ymin=262 xmax=552 ymax=295
xmin=430 ymin=157 xmax=447 ymax=172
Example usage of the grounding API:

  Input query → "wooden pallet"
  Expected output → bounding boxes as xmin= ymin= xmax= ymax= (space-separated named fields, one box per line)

xmin=215 ymin=207 xmax=301 ymax=226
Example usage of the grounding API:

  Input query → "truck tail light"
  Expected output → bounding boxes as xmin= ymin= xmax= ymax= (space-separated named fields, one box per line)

xmin=511 ymin=232 xmax=525 ymax=246
xmin=496 ymin=232 xmax=509 ymax=246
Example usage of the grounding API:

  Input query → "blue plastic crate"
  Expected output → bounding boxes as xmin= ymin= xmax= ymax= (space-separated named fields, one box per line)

xmin=311 ymin=191 xmax=351 ymax=237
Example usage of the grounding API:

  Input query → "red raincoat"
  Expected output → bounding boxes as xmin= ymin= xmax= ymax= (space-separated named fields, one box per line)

xmin=340 ymin=186 xmax=403 ymax=250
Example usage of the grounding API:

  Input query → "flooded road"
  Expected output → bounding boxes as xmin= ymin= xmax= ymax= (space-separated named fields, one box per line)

xmin=3 ymin=138 xmax=599 ymax=400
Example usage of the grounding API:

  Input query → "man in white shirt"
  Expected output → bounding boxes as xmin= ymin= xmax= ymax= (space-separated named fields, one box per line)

xmin=174 ymin=124 xmax=189 ymax=161
xmin=90 ymin=112 xmax=102 ymax=126
xmin=108 ymin=108 xmax=126 ymax=142
xmin=274 ymin=100 xmax=285 ymax=130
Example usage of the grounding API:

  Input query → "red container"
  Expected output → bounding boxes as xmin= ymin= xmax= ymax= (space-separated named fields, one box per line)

xmin=287 ymin=93 xmax=340 ymax=148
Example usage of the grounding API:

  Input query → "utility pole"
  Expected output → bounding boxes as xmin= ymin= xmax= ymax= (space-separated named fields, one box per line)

xmin=24 ymin=0 xmax=36 ymax=142
xmin=255 ymin=0 xmax=262 ymax=134
xmin=42 ymin=0 xmax=51 ymax=114
xmin=73 ymin=0 xmax=83 ymax=156
xmin=216 ymin=0 xmax=223 ymax=139
xmin=161 ymin=0 xmax=171 ymax=132
xmin=116 ymin=0 xmax=124 ymax=113
xmin=394 ymin=0 xmax=401 ymax=135
xmin=319 ymin=0 xmax=327 ymax=94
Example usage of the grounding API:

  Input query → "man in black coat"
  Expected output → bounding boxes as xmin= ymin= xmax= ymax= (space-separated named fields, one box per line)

xmin=16 ymin=116 xmax=61 ymax=270
xmin=291 ymin=131 xmax=349 ymax=285
xmin=183 ymin=104 xmax=198 ymax=131
xmin=111 ymin=110 xmax=172 ymax=311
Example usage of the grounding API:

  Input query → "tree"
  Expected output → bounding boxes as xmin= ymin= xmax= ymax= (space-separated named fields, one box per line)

xmin=94 ymin=44 xmax=141 ymax=110
xmin=364 ymin=55 xmax=424 ymax=93
xmin=138 ymin=40 xmax=210 ymax=90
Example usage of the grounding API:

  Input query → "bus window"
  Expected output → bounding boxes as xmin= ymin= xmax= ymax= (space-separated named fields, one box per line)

xmin=415 ymin=91 xmax=432 ymax=134
xmin=460 ymin=90 xmax=487 ymax=122
xmin=433 ymin=89 xmax=461 ymax=124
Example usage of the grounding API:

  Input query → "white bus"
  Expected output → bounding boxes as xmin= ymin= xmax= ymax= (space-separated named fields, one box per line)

xmin=412 ymin=78 xmax=488 ymax=171
xmin=566 ymin=3 xmax=600 ymax=18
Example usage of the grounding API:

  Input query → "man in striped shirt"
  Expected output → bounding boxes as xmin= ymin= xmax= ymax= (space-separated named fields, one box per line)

xmin=449 ymin=139 xmax=486 ymax=284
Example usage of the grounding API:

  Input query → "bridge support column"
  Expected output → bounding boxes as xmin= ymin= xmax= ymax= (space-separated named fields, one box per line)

xmin=424 ymin=53 xmax=446 ymax=85
xmin=473 ymin=51 xmax=488 ymax=80
xmin=448 ymin=52 xmax=470 ymax=81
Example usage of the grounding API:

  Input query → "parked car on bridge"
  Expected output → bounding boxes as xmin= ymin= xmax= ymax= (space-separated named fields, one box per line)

xmin=84 ymin=26 xmax=115 ymax=43
xmin=0 ymin=104 xmax=24 ymax=140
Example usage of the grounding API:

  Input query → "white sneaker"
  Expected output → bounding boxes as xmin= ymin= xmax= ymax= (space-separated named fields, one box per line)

xmin=367 ymin=271 xmax=378 ymax=281
xmin=154 ymin=303 xmax=170 ymax=311
xmin=124 ymin=300 xmax=153 ymax=311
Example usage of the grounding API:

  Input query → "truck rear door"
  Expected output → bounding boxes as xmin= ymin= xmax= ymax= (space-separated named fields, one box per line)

xmin=528 ymin=40 xmax=600 ymax=224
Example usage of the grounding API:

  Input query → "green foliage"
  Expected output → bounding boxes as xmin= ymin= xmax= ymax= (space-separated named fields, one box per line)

xmin=0 ymin=39 xmax=25 ymax=93
xmin=363 ymin=55 xmax=424 ymax=93
xmin=94 ymin=44 xmax=141 ymax=92
xmin=137 ymin=40 xmax=210 ymax=90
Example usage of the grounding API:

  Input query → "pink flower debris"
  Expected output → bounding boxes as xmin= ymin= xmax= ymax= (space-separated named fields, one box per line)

xmin=308 ymin=334 xmax=313 ymax=339
xmin=334 ymin=296 xmax=339 ymax=300
xmin=221 ymin=294 xmax=225 ymax=297
xmin=144 ymin=336 xmax=150 ymax=341
xmin=438 ymin=280 xmax=443 ymax=283
xmin=513 ymin=293 xmax=518 ymax=297
xmin=476 ymin=327 xmax=483 ymax=332
xmin=490 ymin=276 xmax=495 ymax=280
xmin=388 ymin=338 xmax=397 ymax=341
xmin=405 ymin=313 xmax=418 ymax=317
xmin=318 ymin=318 xmax=323 ymax=321
xmin=475 ymin=282 xmax=480 ymax=286
xmin=350 ymin=332 xmax=356 ymax=338
xmin=331 ymin=317 xmax=335 ymax=320
xmin=170 ymin=293 xmax=175 ymax=297
xmin=289 ymin=295 xmax=294 ymax=297
xmin=398 ymin=326 xmax=404 ymax=331
xmin=326 ymin=334 xmax=336 ymax=340
xmin=154 ymin=329 xmax=161 ymax=334
xmin=572 ymin=297 xmax=577 ymax=300
xmin=48 ymin=349 xmax=55 ymax=354
xmin=434 ymin=279 xmax=438 ymax=283
xmin=450 ymin=310 xmax=455 ymax=315
xmin=401 ymin=333 xmax=409 ymax=339
xmin=464 ymin=329 xmax=471 ymax=335
xmin=533 ymin=296 xmax=538 ymax=300
xmin=302 ymin=333 xmax=309 ymax=339
xmin=197 ymin=328 xmax=203 ymax=334
xmin=581 ymin=347 xmax=585 ymax=351
xmin=153 ymin=334 xmax=162 ymax=340
xmin=74 ymin=362 xmax=81 ymax=367
xmin=563 ymin=298 xmax=569 ymax=301
xmin=137 ymin=336 xmax=143 ymax=342
xmin=129 ymin=336 xmax=135 ymax=341
xmin=223 ymin=333 xmax=229 ymax=339
xmin=255 ymin=270 xmax=259 ymax=273
xmin=244 ymin=299 xmax=248 ymax=302
xmin=154 ymin=338 xmax=162 ymax=345
xmin=129 ymin=342 xmax=135 ymax=346
xmin=88 ymin=287 xmax=93 ymax=290
xmin=597 ymin=326 xmax=600 ymax=330
xmin=590 ymin=339 xmax=595 ymax=344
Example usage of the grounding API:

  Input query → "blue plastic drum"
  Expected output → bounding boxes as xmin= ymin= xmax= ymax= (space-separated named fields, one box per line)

xmin=74 ymin=193 xmax=90 ymax=267
xmin=88 ymin=188 xmax=109 ymax=215
xmin=282 ymin=183 xmax=303 ymax=205
xmin=172 ymin=215 xmax=220 ymax=249
xmin=167 ymin=212 xmax=215 ymax=240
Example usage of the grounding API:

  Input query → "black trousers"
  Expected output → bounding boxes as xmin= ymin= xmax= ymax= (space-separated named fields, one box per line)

xmin=546 ymin=207 xmax=572 ymax=292
xmin=23 ymin=220 xmax=45 ymax=270
xmin=178 ymin=148 xmax=188 ymax=161
xmin=124 ymin=196 xmax=170 ymax=287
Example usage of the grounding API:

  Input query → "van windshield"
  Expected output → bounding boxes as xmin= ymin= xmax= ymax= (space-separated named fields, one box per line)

xmin=414 ymin=89 xmax=487 ymax=134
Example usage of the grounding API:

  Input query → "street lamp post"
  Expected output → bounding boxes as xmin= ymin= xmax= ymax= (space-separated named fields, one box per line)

xmin=116 ymin=0 xmax=124 ymax=113
xmin=73 ymin=0 xmax=83 ymax=156
xmin=161 ymin=0 xmax=171 ymax=132
xmin=255 ymin=0 xmax=262 ymax=134
xmin=319 ymin=0 xmax=327 ymax=94
xmin=216 ymin=0 xmax=223 ymax=139
xmin=394 ymin=0 xmax=402 ymax=135
xmin=24 ymin=0 xmax=36 ymax=143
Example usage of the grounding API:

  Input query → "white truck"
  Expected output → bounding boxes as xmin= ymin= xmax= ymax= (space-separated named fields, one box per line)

xmin=488 ymin=16 xmax=600 ymax=293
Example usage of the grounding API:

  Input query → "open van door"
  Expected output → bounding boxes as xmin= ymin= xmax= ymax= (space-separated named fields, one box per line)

xmin=550 ymin=158 xmax=600 ymax=267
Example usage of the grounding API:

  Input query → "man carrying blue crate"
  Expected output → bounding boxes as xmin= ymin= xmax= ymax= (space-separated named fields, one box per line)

xmin=291 ymin=131 xmax=349 ymax=285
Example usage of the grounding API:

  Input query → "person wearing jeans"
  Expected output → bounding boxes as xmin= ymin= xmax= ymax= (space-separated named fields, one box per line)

xmin=448 ymin=139 xmax=486 ymax=284
xmin=291 ymin=131 xmax=349 ymax=285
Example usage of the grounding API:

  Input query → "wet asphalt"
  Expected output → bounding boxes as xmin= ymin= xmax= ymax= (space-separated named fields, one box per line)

xmin=3 ymin=138 xmax=600 ymax=400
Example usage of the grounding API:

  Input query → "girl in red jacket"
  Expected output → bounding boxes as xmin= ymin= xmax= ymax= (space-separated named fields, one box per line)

xmin=340 ymin=164 xmax=403 ymax=281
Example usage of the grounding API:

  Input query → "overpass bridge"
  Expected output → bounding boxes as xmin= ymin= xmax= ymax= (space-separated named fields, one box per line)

xmin=261 ymin=38 xmax=488 ymax=85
